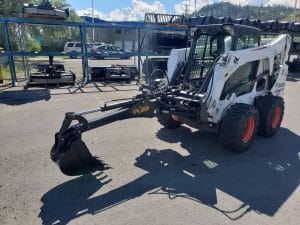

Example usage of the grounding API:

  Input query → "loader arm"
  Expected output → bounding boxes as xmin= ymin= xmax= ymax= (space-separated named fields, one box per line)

xmin=51 ymin=95 xmax=158 ymax=176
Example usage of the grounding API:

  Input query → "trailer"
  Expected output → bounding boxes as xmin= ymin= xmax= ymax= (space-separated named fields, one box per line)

xmin=89 ymin=64 xmax=138 ymax=82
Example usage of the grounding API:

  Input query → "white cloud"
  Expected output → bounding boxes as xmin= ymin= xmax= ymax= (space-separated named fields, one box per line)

xmin=175 ymin=0 xmax=213 ymax=15
xmin=77 ymin=0 xmax=298 ymax=21
xmin=174 ymin=0 xmax=296 ymax=15
xmin=76 ymin=0 xmax=166 ymax=21
xmin=246 ymin=0 xmax=294 ymax=6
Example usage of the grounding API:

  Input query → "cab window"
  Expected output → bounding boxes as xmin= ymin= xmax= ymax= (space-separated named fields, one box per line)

xmin=236 ymin=34 xmax=259 ymax=50
xmin=224 ymin=36 xmax=232 ymax=52
xmin=112 ymin=46 xmax=121 ymax=51
xmin=220 ymin=60 xmax=259 ymax=99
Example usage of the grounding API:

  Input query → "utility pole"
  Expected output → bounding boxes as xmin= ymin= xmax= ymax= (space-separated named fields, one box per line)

xmin=182 ymin=3 xmax=190 ymax=17
xmin=92 ymin=0 xmax=95 ymax=42
xmin=293 ymin=0 xmax=298 ymax=22
xmin=194 ymin=0 xmax=197 ymax=17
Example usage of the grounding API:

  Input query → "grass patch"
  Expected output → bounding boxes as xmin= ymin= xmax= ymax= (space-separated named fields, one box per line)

xmin=0 ymin=65 xmax=24 ymax=80
xmin=28 ymin=56 xmax=68 ymax=61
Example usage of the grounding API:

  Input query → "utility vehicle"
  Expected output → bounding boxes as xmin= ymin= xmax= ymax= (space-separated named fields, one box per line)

xmin=50 ymin=24 xmax=291 ymax=176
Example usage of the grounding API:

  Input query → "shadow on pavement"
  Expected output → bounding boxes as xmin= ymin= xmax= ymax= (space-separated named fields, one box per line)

xmin=0 ymin=89 xmax=50 ymax=105
xmin=39 ymin=127 xmax=299 ymax=224
xmin=22 ymin=82 xmax=138 ymax=95
xmin=287 ymin=72 xmax=300 ymax=82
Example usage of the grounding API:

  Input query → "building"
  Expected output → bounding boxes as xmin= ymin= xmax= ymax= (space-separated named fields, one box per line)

xmin=82 ymin=17 xmax=140 ymax=51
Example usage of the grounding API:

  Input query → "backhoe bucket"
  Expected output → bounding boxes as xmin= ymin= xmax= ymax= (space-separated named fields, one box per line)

xmin=50 ymin=98 xmax=154 ymax=176
xmin=51 ymin=134 xmax=106 ymax=176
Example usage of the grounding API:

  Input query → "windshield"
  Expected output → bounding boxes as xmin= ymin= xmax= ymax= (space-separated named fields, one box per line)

xmin=189 ymin=33 xmax=232 ymax=80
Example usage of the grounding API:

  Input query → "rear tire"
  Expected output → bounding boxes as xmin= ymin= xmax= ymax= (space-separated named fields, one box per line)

xmin=257 ymin=96 xmax=284 ymax=137
xmin=158 ymin=114 xmax=181 ymax=129
xmin=69 ymin=51 xmax=77 ymax=59
xmin=220 ymin=104 xmax=259 ymax=153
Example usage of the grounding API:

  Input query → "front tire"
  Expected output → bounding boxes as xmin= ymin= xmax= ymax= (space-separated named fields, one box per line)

xmin=257 ymin=96 xmax=284 ymax=137
xmin=158 ymin=114 xmax=181 ymax=129
xmin=220 ymin=104 xmax=259 ymax=153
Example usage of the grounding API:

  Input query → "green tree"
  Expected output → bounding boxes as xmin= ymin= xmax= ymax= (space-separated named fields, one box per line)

xmin=0 ymin=0 xmax=83 ymax=52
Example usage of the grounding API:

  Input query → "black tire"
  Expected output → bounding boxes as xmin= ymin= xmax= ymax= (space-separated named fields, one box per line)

xmin=256 ymin=96 xmax=284 ymax=137
xmin=158 ymin=114 xmax=181 ymax=129
xmin=288 ymin=59 xmax=297 ymax=72
xmin=69 ymin=51 xmax=77 ymax=59
xmin=220 ymin=104 xmax=259 ymax=153
xmin=147 ymin=69 xmax=167 ymax=92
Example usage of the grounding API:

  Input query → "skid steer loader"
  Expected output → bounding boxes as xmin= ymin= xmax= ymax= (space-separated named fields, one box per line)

xmin=51 ymin=24 xmax=291 ymax=176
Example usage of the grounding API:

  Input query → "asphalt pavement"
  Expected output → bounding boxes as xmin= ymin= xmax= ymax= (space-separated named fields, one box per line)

xmin=0 ymin=59 xmax=299 ymax=225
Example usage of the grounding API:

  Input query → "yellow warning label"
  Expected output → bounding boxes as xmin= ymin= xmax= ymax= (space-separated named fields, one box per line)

xmin=132 ymin=105 xmax=150 ymax=115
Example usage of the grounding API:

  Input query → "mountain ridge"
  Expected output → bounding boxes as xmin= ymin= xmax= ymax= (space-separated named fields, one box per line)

xmin=195 ymin=2 xmax=295 ymax=22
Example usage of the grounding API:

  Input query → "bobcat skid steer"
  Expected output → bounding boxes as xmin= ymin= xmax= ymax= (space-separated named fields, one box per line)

xmin=51 ymin=24 xmax=291 ymax=176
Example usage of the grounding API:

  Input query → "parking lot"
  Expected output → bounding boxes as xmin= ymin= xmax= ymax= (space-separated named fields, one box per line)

xmin=0 ymin=58 xmax=299 ymax=225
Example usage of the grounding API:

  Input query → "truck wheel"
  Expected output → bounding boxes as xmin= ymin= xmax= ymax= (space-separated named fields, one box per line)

xmin=158 ymin=114 xmax=181 ymax=129
xmin=257 ymin=96 xmax=284 ymax=137
xmin=220 ymin=104 xmax=259 ymax=153
xmin=69 ymin=51 xmax=77 ymax=59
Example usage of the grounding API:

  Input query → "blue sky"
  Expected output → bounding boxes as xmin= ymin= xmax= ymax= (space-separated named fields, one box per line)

xmin=67 ymin=0 xmax=184 ymax=14
xmin=67 ymin=0 xmax=296 ymax=21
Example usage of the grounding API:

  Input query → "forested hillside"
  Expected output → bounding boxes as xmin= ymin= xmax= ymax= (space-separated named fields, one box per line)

xmin=196 ymin=2 xmax=295 ymax=21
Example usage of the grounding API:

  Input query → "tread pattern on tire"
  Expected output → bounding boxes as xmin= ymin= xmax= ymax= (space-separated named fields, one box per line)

xmin=157 ymin=114 xmax=181 ymax=129
xmin=220 ymin=104 xmax=259 ymax=153
xmin=257 ymin=95 xmax=284 ymax=137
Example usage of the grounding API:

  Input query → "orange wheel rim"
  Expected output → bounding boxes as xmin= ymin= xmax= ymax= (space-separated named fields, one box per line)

xmin=242 ymin=116 xmax=256 ymax=144
xmin=272 ymin=106 xmax=282 ymax=129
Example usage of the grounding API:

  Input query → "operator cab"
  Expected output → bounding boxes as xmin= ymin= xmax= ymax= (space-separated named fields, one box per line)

xmin=187 ymin=24 xmax=260 ymax=87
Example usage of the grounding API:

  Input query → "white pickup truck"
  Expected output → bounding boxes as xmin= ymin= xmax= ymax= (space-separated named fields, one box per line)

xmin=64 ymin=42 xmax=105 ymax=58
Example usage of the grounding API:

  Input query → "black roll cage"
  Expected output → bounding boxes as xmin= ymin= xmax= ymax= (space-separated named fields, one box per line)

xmin=183 ymin=24 xmax=261 ymax=84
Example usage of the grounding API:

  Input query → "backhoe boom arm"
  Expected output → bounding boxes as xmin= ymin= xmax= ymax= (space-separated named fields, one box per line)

xmin=51 ymin=95 xmax=157 ymax=176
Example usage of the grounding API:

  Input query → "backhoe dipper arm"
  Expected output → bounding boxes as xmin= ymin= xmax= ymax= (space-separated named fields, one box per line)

xmin=50 ymin=95 xmax=158 ymax=176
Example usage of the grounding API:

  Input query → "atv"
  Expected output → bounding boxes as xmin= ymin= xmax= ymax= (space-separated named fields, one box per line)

xmin=50 ymin=24 xmax=291 ymax=176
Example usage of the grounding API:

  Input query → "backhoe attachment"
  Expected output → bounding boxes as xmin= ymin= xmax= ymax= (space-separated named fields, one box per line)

xmin=50 ymin=96 xmax=157 ymax=176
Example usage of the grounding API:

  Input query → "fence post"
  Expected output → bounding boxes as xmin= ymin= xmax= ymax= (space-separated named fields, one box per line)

xmin=80 ymin=24 xmax=89 ymax=84
xmin=0 ymin=65 xmax=2 ymax=84
xmin=0 ymin=46 xmax=3 ymax=84
xmin=3 ymin=21 xmax=17 ymax=86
